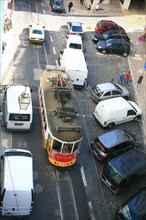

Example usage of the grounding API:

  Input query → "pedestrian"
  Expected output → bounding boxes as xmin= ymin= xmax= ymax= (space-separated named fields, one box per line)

xmin=124 ymin=71 xmax=131 ymax=84
xmin=0 ymin=110 xmax=3 ymax=126
xmin=118 ymin=73 xmax=125 ymax=85
xmin=68 ymin=2 xmax=73 ymax=12
xmin=80 ymin=0 xmax=84 ymax=5
xmin=95 ymin=3 xmax=104 ymax=11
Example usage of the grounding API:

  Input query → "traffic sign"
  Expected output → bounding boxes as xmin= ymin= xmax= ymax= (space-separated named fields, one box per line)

xmin=144 ymin=62 xmax=146 ymax=70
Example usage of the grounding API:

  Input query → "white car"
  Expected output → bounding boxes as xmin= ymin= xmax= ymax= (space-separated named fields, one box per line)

xmin=29 ymin=23 xmax=45 ymax=43
xmin=66 ymin=35 xmax=83 ymax=51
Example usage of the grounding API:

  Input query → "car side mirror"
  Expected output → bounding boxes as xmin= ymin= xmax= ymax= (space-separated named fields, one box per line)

xmin=60 ymin=50 xmax=64 ymax=55
xmin=43 ymin=26 xmax=45 ymax=29
xmin=29 ymin=25 xmax=32 ymax=27
xmin=66 ymin=35 xmax=69 ymax=39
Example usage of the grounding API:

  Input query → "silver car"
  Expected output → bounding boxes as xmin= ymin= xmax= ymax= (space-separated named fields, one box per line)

xmin=90 ymin=82 xmax=129 ymax=102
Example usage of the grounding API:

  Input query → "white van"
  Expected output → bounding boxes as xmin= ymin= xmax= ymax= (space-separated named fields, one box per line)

xmin=4 ymin=85 xmax=33 ymax=130
xmin=0 ymin=149 xmax=34 ymax=216
xmin=59 ymin=49 xmax=88 ymax=87
xmin=66 ymin=35 xmax=83 ymax=51
xmin=93 ymin=97 xmax=142 ymax=128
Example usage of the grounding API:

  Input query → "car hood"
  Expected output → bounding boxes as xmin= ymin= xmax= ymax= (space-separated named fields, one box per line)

xmin=97 ymin=40 xmax=107 ymax=48
xmin=116 ymin=84 xmax=129 ymax=96
xmin=93 ymin=33 xmax=104 ymax=41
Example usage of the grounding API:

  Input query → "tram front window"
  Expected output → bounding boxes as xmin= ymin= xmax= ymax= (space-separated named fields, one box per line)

xmin=52 ymin=139 xmax=62 ymax=152
xmin=73 ymin=142 xmax=80 ymax=152
xmin=62 ymin=144 xmax=73 ymax=154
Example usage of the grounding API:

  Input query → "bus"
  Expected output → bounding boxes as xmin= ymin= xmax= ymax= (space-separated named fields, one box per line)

xmin=38 ymin=65 xmax=83 ymax=167
xmin=4 ymin=84 xmax=33 ymax=130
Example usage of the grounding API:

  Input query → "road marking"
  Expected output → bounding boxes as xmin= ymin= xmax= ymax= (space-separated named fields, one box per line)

xmin=50 ymin=35 xmax=53 ymax=42
xmin=43 ymin=9 xmax=45 ymax=14
xmin=88 ymin=202 xmax=96 ymax=220
xmin=52 ymin=47 xmax=56 ymax=54
xmin=80 ymin=166 xmax=87 ymax=187
xmin=56 ymin=59 xmax=59 ymax=66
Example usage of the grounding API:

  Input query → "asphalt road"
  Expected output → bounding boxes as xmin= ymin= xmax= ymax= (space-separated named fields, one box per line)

xmin=0 ymin=0 xmax=145 ymax=220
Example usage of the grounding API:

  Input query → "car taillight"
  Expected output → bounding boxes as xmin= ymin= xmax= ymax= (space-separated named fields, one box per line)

xmin=70 ymin=32 xmax=75 ymax=35
xmin=103 ymin=152 xmax=108 ymax=158
xmin=99 ymin=91 xmax=104 ymax=97
xmin=0 ymin=202 xmax=3 ymax=212
xmin=116 ymin=186 xmax=120 ymax=192
xmin=30 ymin=201 xmax=34 ymax=212
xmin=117 ymin=207 xmax=121 ymax=214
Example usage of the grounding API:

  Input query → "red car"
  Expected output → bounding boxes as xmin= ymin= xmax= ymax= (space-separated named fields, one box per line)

xmin=95 ymin=20 xmax=125 ymax=34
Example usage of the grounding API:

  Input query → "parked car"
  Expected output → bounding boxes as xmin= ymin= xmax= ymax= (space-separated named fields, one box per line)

xmin=50 ymin=0 xmax=65 ymax=13
xmin=92 ymin=31 xmax=130 ymax=43
xmin=90 ymin=129 xmax=141 ymax=163
xmin=95 ymin=20 xmax=125 ymax=34
xmin=90 ymin=82 xmax=129 ymax=103
xmin=96 ymin=39 xmax=130 ymax=57
xmin=116 ymin=186 xmax=146 ymax=219
xmin=100 ymin=149 xmax=146 ymax=194
xmin=66 ymin=35 xmax=83 ymax=51
xmin=67 ymin=21 xmax=84 ymax=37
xmin=93 ymin=97 xmax=143 ymax=129
xmin=29 ymin=23 xmax=45 ymax=43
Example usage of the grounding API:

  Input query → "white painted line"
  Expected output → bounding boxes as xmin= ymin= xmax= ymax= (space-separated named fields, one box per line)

xmin=56 ymin=60 xmax=59 ymax=66
xmin=50 ymin=35 xmax=53 ymax=42
xmin=52 ymin=47 xmax=56 ymax=55
xmin=43 ymin=9 xmax=45 ymax=14
xmin=80 ymin=166 xmax=87 ymax=187
xmin=88 ymin=202 xmax=96 ymax=220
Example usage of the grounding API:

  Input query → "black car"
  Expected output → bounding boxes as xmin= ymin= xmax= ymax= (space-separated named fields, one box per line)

xmin=100 ymin=149 xmax=146 ymax=194
xmin=90 ymin=129 xmax=140 ymax=163
xmin=96 ymin=39 xmax=130 ymax=57
xmin=116 ymin=186 xmax=146 ymax=219
xmin=50 ymin=0 xmax=65 ymax=13
xmin=92 ymin=31 xmax=130 ymax=43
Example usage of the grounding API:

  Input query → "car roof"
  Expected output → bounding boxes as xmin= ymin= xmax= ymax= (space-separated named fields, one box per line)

xmin=67 ymin=35 xmax=82 ymax=42
xmin=96 ymin=83 xmax=117 ymax=91
xmin=126 ymin=187 xmax=146 ymax=218
xmin=98 ymin=20 xmax=117 ymax=26
xmin=71 ymin=21 xmax=82 ymax=26
xmin=31 ymin=23 xmax=43 ymax=30
xmin=98 ymin=129 xmax=130 ymax=148
xmin=109 ymin=149 xmax=146 ymax=177
xmin=106 ymin=39 xmax=129 ymax=45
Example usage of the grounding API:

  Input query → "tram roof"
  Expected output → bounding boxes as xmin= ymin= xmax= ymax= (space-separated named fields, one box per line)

xmin=40 ymin=65 xmax=83 ymax=142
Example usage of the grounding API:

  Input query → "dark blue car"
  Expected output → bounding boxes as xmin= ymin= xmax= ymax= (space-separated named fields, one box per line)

xmin=92 ymin=31 xmax=130 ymax=43
xmin=116 ymin=187 xmax=146 ymax=219
xmin=96 ymin=39 xmax=130 ymax=57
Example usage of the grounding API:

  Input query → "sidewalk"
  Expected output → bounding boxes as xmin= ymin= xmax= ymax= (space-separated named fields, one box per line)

xmin=64 ymin=0 xmax=122 ymax=17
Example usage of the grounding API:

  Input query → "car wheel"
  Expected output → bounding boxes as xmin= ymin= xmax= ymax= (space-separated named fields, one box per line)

xmin=107 ymin=123 xmax=115 ymax=129
xmin=134 ymin=115 xmax=141 ymax=121
xmin=123 ymin=52 xmax=128 ymax=57
xmin=101 ymin=50 xmax=106 ymax=54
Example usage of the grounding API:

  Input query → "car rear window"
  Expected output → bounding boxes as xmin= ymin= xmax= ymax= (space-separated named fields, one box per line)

xmin=32 ymin=30 xmax=42 ymax=35
xmin=106 ymin=164 xmax=122 ymax=185
xmin=95 ymin=140 xmax=107 ymax=153
xmin=69 ymin=43 xmax=81 ymax=49
xmin=72 ymin=26 xmax=82 ymax=32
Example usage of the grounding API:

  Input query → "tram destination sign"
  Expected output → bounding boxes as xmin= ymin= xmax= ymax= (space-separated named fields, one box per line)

xmin=57 ymin=126 xmax=82 ymax=132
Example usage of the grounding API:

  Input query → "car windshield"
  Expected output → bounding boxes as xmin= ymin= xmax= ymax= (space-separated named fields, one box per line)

xmin=113 ymin=84 xmax=122 ymax=92
xmin=106 ymin=42 xmax=112 ymax=47
xmin=72 ymin=26 xmax=82 ymax=32
xmin=103 ymin=33 xmax=109 ymax=39
xmin=106 ymin=164 xmax=122 ymax=185
xmin=32 ymin=29 xmax=42 ymax=35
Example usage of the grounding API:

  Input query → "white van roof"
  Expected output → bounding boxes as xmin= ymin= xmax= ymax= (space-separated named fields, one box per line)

xmin=67 ymin=35 xmax=82 ymax=44
xmin=63 ymin=49 xmax=87 ymax=72
xmin=96 ymin=97 xmax=130 ymax=111
xmin=3 ymin=149 xmax=33 ymax=190
xmin=6 ymin=85 xmax=32 ymax=114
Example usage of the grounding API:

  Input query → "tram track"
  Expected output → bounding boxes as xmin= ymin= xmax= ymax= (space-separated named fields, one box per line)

xmin=54 ymin=168 xmax=79 ymax=220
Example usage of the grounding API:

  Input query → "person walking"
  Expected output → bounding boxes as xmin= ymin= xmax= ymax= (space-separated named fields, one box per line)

xmin=124 ymin=71 xmax=131 ymax=84
xmin=118 ymin=73 xmax=125 ymax=85
xmin=0 ymin=110 xmax=3 ymax=126
xmin=68 ymin=2 xmax=73 ymax=12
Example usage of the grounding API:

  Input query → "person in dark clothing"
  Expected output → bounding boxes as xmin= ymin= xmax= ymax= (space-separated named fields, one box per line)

xmin=68 ymin=2 xmax=73 ymax=12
